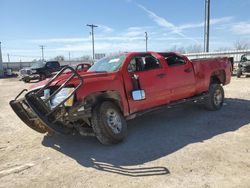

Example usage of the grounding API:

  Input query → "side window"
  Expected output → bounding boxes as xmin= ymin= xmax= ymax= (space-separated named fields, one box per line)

xmin=144 ymin=56 xmax=160 ymax=70
xmin=83 ymin=64 xmax=90 ymax=68
xmin=47 ymin=62 xmax=59 ymax=69
xmin=127 ymin=55 xmax=160 ymax=72
xmin=46 ymin=62 xmax=52 ymax=68
xmin=166 ymin=56 xmax=186 ymax=67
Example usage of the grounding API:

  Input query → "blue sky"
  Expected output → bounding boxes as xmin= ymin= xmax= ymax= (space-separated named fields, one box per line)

xmin=1 ymin=0 xmax=250 ymax=61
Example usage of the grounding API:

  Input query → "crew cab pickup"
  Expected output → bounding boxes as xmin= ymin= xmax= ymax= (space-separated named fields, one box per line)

xmin=20 ymin=61 xmax=63 ymax=82
xmin=10 ymin=52 xmax=231 ymax=144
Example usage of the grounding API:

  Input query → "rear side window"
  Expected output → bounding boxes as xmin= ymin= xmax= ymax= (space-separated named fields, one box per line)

xmin=166 ymin=56 xmax=186 ymax=67
xmin=46 ymin=62 xmax=59 ymax=68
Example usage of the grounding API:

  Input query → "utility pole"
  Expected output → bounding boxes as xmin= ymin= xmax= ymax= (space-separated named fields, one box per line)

xmin=86 ymin=24 xmax=98 ymax=60
xmin=204 ymin=0 xmax=210 ymax=52
xmin=145 ymin=32 xmax=148 ymax=52
xmin=0 ymin=42 xmax=3 ymax=77
xmin=7 ymin=53 xmax=10 ymax=62
xmin=68 ymin=51 xmax=71 ymax=61
xmin=39 ymin=45 xmax=45 ymax=61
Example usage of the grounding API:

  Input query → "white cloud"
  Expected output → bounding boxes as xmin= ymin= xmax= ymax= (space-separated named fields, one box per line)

xmin=136 ymin=3 xmax=183 ymax=36
xmin=179 ymin=17 xmax=233 ymax=30
xmin=31 ymin=37 xmax=91 ymax=43
xmin=136 ymin=3 xmax=199 ymax=44
xmin=98 ymin=24 xmax=114 ymax=33
xmin=210 ymin=17 xmax=233 ymax=25
xmin=29 ymin=27 xmax=148 ymax=44
xmin=50 ymin=41 xmax=145 ymax=53
xmin=231 ymin=22 xmax=250 ymax=35
xmin=136 ymin=3 xmax=235 ymax=45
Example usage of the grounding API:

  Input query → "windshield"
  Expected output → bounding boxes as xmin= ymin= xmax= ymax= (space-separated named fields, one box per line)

xmin=242 ymin=55 xmax=250 ymax=61
xmin=87 ymin=54 xmax=127 ymax=73
xmin=31 ymin=62 xmax=45 ymax=69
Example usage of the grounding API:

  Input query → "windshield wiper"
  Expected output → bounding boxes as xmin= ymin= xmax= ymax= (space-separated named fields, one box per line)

xmin=93 ymin=71 xmax=108 ymax=73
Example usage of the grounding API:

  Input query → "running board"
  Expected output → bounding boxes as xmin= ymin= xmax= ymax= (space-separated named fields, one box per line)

xmin=126 ymin=93 xmax=209 ymax=120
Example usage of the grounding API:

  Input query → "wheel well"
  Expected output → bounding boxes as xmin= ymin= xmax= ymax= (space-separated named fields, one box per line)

xmin=210 ymin=70 xmax=226 ymax=85
xmin=84 ymin=91 xmax=123 ymax=113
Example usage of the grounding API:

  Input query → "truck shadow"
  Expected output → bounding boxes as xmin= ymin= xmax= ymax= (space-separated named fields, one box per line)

xmin=42 ymin=98 xmax=250 ymax=176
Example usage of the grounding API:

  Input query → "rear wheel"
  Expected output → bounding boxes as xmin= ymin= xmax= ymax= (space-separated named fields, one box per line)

xmin=236 ymin=69 xmax=242 ymax=78
xmin=91 ymin=101 xmax=127 ymax=144
xmin=205 ymin=84 xmax=224 ymax=111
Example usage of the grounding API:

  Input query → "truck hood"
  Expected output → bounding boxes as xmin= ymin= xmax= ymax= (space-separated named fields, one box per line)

xmin=29 ymin=71 xmax=115 ymax=91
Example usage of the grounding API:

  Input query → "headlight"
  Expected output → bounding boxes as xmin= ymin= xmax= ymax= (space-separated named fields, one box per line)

xmin=31 ymin=69 xmax=37 ymax=74
xmin=44 ymin=88 xmax=75 ymax=109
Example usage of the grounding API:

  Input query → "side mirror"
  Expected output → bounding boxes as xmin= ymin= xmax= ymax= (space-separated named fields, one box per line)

xmin=132 ymin=90 xmax=146 ymax=101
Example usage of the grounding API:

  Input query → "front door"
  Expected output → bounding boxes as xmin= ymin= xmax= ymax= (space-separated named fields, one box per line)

xmin=124 ymin=55 xmax=170 ymax=113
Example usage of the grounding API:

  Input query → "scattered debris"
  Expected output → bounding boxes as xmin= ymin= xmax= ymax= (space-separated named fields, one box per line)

xmin=0 ymin=163 xmax=35 ymax=178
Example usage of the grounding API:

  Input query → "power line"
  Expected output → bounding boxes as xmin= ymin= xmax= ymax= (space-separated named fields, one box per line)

xmin=86 ymin=24 xmax=98 ymax=60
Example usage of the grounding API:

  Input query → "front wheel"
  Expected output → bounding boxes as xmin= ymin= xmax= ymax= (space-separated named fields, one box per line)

xmin=39 ymin=74 xmax=46 ymax=81
xmin=23 ymin=77 xmax=30 ymax=83
xmin=204 ymin=84 xmax=224 ymax=111
xmin=91 ymin=101 xmax=127 ymax=144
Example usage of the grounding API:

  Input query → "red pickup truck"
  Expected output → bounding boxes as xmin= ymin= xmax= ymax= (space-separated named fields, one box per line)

xmin=10 ymin=52 xmax=231 ymax=144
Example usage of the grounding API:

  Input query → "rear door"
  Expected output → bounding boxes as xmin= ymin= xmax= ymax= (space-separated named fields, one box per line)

xmin=163 ymin=55 xmax=196 ymax=101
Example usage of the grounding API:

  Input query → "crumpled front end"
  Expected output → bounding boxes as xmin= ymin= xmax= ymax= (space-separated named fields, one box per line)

xmin=10 ymin=97 xmax=52 ymax=134
xmin=10 ymin=66 xmax=87 ymax=135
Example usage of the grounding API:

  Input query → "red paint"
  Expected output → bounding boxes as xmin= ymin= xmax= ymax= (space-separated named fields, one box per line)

xmin=29 ymin=52 xmax=231 ymax=116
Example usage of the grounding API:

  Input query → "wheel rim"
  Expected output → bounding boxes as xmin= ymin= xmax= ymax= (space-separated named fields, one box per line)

xmin=214 ymin=89 xmax=223 ymax=106
xmin=106 ymin=109 xmax=122 ymax=134
xmin=40 ymin=74 xmax=45 ymax=80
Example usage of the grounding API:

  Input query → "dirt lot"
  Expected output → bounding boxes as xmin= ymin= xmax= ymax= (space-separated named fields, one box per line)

xmin=0 ymin=77 xmax=249 ymax=188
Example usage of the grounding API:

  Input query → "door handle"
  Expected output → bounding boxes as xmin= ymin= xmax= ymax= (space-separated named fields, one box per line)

xmin=184 ymin=67 xmax=193 ymax=73
xmin=156 ymin=73 xmax=166 ymax=78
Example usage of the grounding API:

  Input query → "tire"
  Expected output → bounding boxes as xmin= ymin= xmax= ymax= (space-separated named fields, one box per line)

xmin=204 ymin=84 xmax=224 ymax=111
xmin=39 ymin=74 xmax=46 ymax=81
xmin=23 ymin=77 xmax=30 ymax=83
xmin=236 ymin=69 xmax=242 ymax=78
xmin=91 ymin=101 xmax=127 ymax=144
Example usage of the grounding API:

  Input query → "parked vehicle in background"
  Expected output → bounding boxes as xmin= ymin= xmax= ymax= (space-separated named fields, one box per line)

xmin=72 ymin=63 xmax=91 ymax=72
xmin=10 ymin=52 xmax=232 ymax=144
xmin=51 ymin=63 xmax=92 ymax=76
xmin=236 ymin=54 xmax=250 ymax=78
xmin=19 ymin=61 xmax=62 ymax=82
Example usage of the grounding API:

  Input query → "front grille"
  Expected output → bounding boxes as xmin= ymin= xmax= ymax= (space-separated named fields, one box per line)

xmin=20 ymin=69 xmax=31 ymax=75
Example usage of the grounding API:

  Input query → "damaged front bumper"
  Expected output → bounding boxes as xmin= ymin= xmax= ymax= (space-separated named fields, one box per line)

xmin=10 ymin=94 xmax=53 ymax=134
xmin=10 ymin=66 xmax=85 ymax=135
xmin=20 ymin=74 xmax=40 ymax=82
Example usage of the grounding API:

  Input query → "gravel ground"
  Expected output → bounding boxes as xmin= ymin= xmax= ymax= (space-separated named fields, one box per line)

xmin=0 ymin=77 xmax=249 ymax=188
